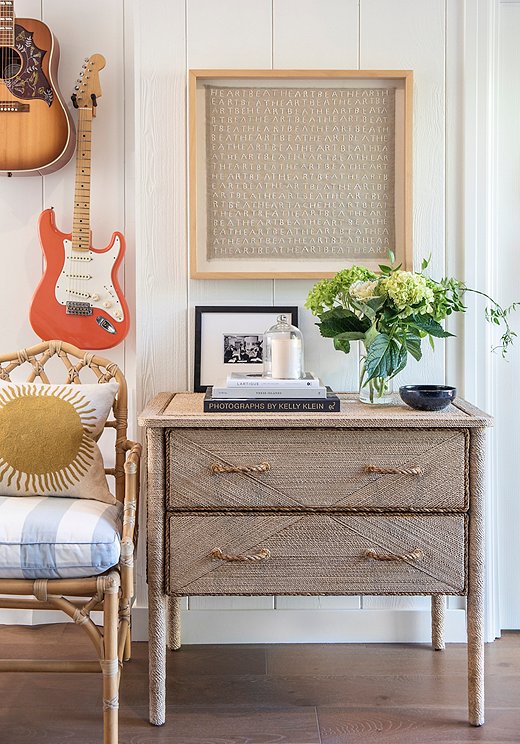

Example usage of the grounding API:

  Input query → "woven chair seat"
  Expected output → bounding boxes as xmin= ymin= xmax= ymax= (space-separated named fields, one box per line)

xmin=0 ymin=496 xmax=122 ymax=579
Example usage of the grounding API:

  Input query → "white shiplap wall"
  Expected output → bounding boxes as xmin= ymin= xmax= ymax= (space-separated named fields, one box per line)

xmin=134 ymin=0 xmax=474 ymax=643
xmin=2 ymin=0 xmax=517 ymax=641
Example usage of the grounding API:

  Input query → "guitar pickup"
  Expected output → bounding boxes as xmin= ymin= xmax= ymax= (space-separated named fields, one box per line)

xmin=66 ymin=301 xmax=92 ymax=316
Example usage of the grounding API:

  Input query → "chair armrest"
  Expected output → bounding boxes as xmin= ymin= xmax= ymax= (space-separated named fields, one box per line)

xmin=120 ymin=440 xmax=142 ymax=599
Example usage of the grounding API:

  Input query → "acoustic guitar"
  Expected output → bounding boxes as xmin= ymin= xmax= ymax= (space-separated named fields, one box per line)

xmin=30 ymin=54 xmax=130 ymax=350
xmin=0 ymin=1 xmax=75 ymax=176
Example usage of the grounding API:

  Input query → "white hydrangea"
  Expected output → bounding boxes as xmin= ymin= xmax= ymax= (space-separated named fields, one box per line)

xmin=349 ymin=279 xmax=380 ymax=300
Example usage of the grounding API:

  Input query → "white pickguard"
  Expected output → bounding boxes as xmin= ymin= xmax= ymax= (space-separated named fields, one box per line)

xmin=55 ymin=238 xmax=125 ymax=323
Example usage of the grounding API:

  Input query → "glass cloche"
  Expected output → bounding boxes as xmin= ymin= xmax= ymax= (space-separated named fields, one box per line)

xmin=263 ymin=314 xmax=304 ymax=379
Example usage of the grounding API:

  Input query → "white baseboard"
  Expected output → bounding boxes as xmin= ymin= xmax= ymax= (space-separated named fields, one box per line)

xmin=130 ymin=607 xmax=468 ymax=644
xmin=0 ymin=607 xmax=468 ymax=644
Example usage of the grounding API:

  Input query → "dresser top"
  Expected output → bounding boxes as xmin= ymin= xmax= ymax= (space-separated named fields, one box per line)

xmin=139 ymin=392 xmax=492 ymax=429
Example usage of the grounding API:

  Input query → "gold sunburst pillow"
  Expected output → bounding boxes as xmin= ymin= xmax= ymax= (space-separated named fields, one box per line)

xmin=0 ymin=381 xmax=118 ymax=504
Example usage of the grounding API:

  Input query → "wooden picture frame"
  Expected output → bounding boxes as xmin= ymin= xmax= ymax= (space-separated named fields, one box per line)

xmin=194 ymin=305 xmax=298 ymax=392
xmin=189 ymin=69 xmax=413 ymax=279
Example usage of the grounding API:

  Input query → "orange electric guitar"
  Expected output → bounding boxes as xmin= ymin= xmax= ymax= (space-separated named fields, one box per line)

xmin=0 ymin=0 xmax=75 ymax=175
xmin=29 ymin=54 xmax=130 ymax=350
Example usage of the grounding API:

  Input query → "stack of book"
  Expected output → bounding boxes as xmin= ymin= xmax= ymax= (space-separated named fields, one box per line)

xmin=203 ymin=372 xmax=340 ymax=413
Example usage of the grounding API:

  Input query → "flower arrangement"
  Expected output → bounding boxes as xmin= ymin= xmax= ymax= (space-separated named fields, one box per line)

xmin=305 ymin=254 xmax=518 ymax=402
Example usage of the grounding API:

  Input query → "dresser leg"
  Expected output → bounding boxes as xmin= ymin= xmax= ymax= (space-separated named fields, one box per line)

xmin=148 ymin=588 xmax=167 ymax=726
xmin=467 ymin=428 xmax=485 ymax=726
xmin=467 ymin=591 xmax=485 ymax=725
xmin=431 ymin=595 xmax=445 ymax=650
xmin=167 ymin=596 xmax=182 ymax=651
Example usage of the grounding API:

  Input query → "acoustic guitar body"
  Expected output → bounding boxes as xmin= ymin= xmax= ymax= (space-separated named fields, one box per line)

xmin=30 ymin=208 xmax=130 ymax=350
xmin=0 ymin=18 xmax=75 ymax=175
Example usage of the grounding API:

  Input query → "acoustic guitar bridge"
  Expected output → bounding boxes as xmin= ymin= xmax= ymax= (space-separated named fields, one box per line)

xmin=66 ymin=301 xmax=92 ymax=316
xmin=0 ymin=101 xmax=30 ymax=113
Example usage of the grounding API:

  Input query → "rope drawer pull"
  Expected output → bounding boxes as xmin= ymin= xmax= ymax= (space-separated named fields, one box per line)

xmin=363 ymin=548 xmax=425 ymax=563
xmin=210 ymin=547 xmax=271 ymax=563
xmin=364 ymin=464 xmax=424 ymax=476
xmin=210 ymin=461 xmax=271 ymax=475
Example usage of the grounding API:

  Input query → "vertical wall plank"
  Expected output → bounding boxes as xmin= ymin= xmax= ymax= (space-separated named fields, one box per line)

xmin=135 ymin=0 xmax=188 ymax=395
xmin=273 ymin=0 xmax=359 ymax=69
xmin=188 ymin=0 xmax=273 ymax=68
xmin=496 ymin=1 xmax=520 ymax=629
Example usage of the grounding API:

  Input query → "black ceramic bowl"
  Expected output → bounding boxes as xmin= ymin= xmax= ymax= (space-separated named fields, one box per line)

xmin=399 ymin=385 xmax=456 ymax=411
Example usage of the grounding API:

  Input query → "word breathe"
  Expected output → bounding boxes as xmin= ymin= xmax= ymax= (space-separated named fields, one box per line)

xmin=206 ymin=86 xmax=396 ymax=260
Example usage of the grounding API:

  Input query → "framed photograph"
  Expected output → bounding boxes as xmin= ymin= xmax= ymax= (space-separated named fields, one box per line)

xmin=189 ymin=69 xmax=413 ymax=279
xmin=194 ymin=305 xmax=299 ymax=392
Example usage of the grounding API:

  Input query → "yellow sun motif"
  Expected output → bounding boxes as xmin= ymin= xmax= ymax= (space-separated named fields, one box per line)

xmin=0 ymin=384 xmax=97 ymax=493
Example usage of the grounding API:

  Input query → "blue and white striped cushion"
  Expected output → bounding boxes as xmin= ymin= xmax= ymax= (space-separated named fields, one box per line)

xmin=0 ymin=496 xmax=123 ymax=579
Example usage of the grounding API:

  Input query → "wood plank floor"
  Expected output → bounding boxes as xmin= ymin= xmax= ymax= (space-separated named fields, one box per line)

xmin=0 ymin=624 xmax=519 ymax=743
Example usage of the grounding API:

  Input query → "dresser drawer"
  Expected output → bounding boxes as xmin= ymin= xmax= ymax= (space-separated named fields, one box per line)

xmin=167 ymin=513 xmax=466 ymax=596
xmin=167 ymin=428 xmax=468 ymax=511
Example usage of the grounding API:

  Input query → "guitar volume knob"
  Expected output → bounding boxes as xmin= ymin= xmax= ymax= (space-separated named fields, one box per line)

xmin=103 ymin=301 xmax=112 ymax=309
xmin=91 ymin=293 xmax=100 ymax=301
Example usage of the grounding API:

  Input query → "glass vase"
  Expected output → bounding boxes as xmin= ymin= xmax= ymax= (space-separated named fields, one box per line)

xmin=359 ymin=355 xmax=394 ymax=405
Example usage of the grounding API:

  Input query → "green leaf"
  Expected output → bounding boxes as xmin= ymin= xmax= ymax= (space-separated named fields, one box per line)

xmin=335 ymin=331 xmax=367 ymax=341
xmin=404 ymin=334 xmax=422 ymax=362
xmin=421 ymin=254 xmax=432 ymax=271
xmin=388 ymin=249 xmax=396 ymax=265
xmin=318 ymin=307 xmax=371 ymax=339
xmin=365 ymin=296 xmax=386 ymax=313
xmin=409 ymin=315 xmax=454 ymax=338
xmin=393 ymin=345 xmax=409 ymax=376
xmin=333 ymin=337 xmax=351 ymax=354
xmin=363 ymin=333 xmax=410 ymax=382
xmin=350 ymin=297 xmax=376 ymax=325
xmin=378 ymin=264 xmax=392 ymax=274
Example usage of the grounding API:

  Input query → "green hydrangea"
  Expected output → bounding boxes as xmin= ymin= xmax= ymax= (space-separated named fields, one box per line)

xmin=305 ymin=259 xmax=518 ymax=392
xmin=305 ymin=266 xmax=377 ymax=316
xmin=379 ymin=271 xmax=434 ymax=317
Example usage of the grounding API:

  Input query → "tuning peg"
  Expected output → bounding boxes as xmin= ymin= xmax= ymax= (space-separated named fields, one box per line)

xmin=74 ymin=85 xmax=79 ymax=91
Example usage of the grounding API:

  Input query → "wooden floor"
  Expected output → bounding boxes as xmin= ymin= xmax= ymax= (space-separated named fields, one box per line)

xmin=0 ymin=625 xmax=519 ymax=743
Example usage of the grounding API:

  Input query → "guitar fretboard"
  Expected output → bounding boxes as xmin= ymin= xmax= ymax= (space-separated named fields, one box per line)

xmin=72 ymin=107 xmax=93 ymax=252
xmin=0 ymin=0 xmax=14 ymax=47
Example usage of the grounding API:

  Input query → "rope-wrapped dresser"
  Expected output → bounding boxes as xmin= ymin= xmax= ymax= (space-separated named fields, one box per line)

xmin=138 ymin=392 xmax=492 ymax=728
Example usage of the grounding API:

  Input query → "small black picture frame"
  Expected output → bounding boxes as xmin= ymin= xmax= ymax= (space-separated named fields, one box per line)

xmin=194 ymin=305 xmax=299 ymax=392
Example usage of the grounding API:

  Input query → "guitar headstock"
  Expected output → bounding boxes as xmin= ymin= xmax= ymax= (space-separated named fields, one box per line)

xmin=72 ymin=54 xmax=106 ymax=116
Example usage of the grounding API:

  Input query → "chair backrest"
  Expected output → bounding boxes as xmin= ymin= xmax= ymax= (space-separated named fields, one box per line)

xmin=0 ymin=340 xmax=128 ymax=502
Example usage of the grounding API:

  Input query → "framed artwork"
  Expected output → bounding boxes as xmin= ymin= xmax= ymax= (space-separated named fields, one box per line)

xmin=194 ymin=305 xmax=299 ymax=392
xmin=189 ymin=69 xmax=413 ymax=279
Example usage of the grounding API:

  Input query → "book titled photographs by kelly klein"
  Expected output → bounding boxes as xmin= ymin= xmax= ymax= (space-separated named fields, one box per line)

xmin=203 ymin=387 xmax=341 ymax=413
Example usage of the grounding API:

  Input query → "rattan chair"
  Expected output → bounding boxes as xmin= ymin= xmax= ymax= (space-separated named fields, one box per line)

xmin=0 ymin=340 xmax=141 ymax=744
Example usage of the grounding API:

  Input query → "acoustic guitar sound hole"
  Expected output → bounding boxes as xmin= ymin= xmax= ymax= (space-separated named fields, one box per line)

xmin=0 ymin=47 xmax=22 ymax=80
